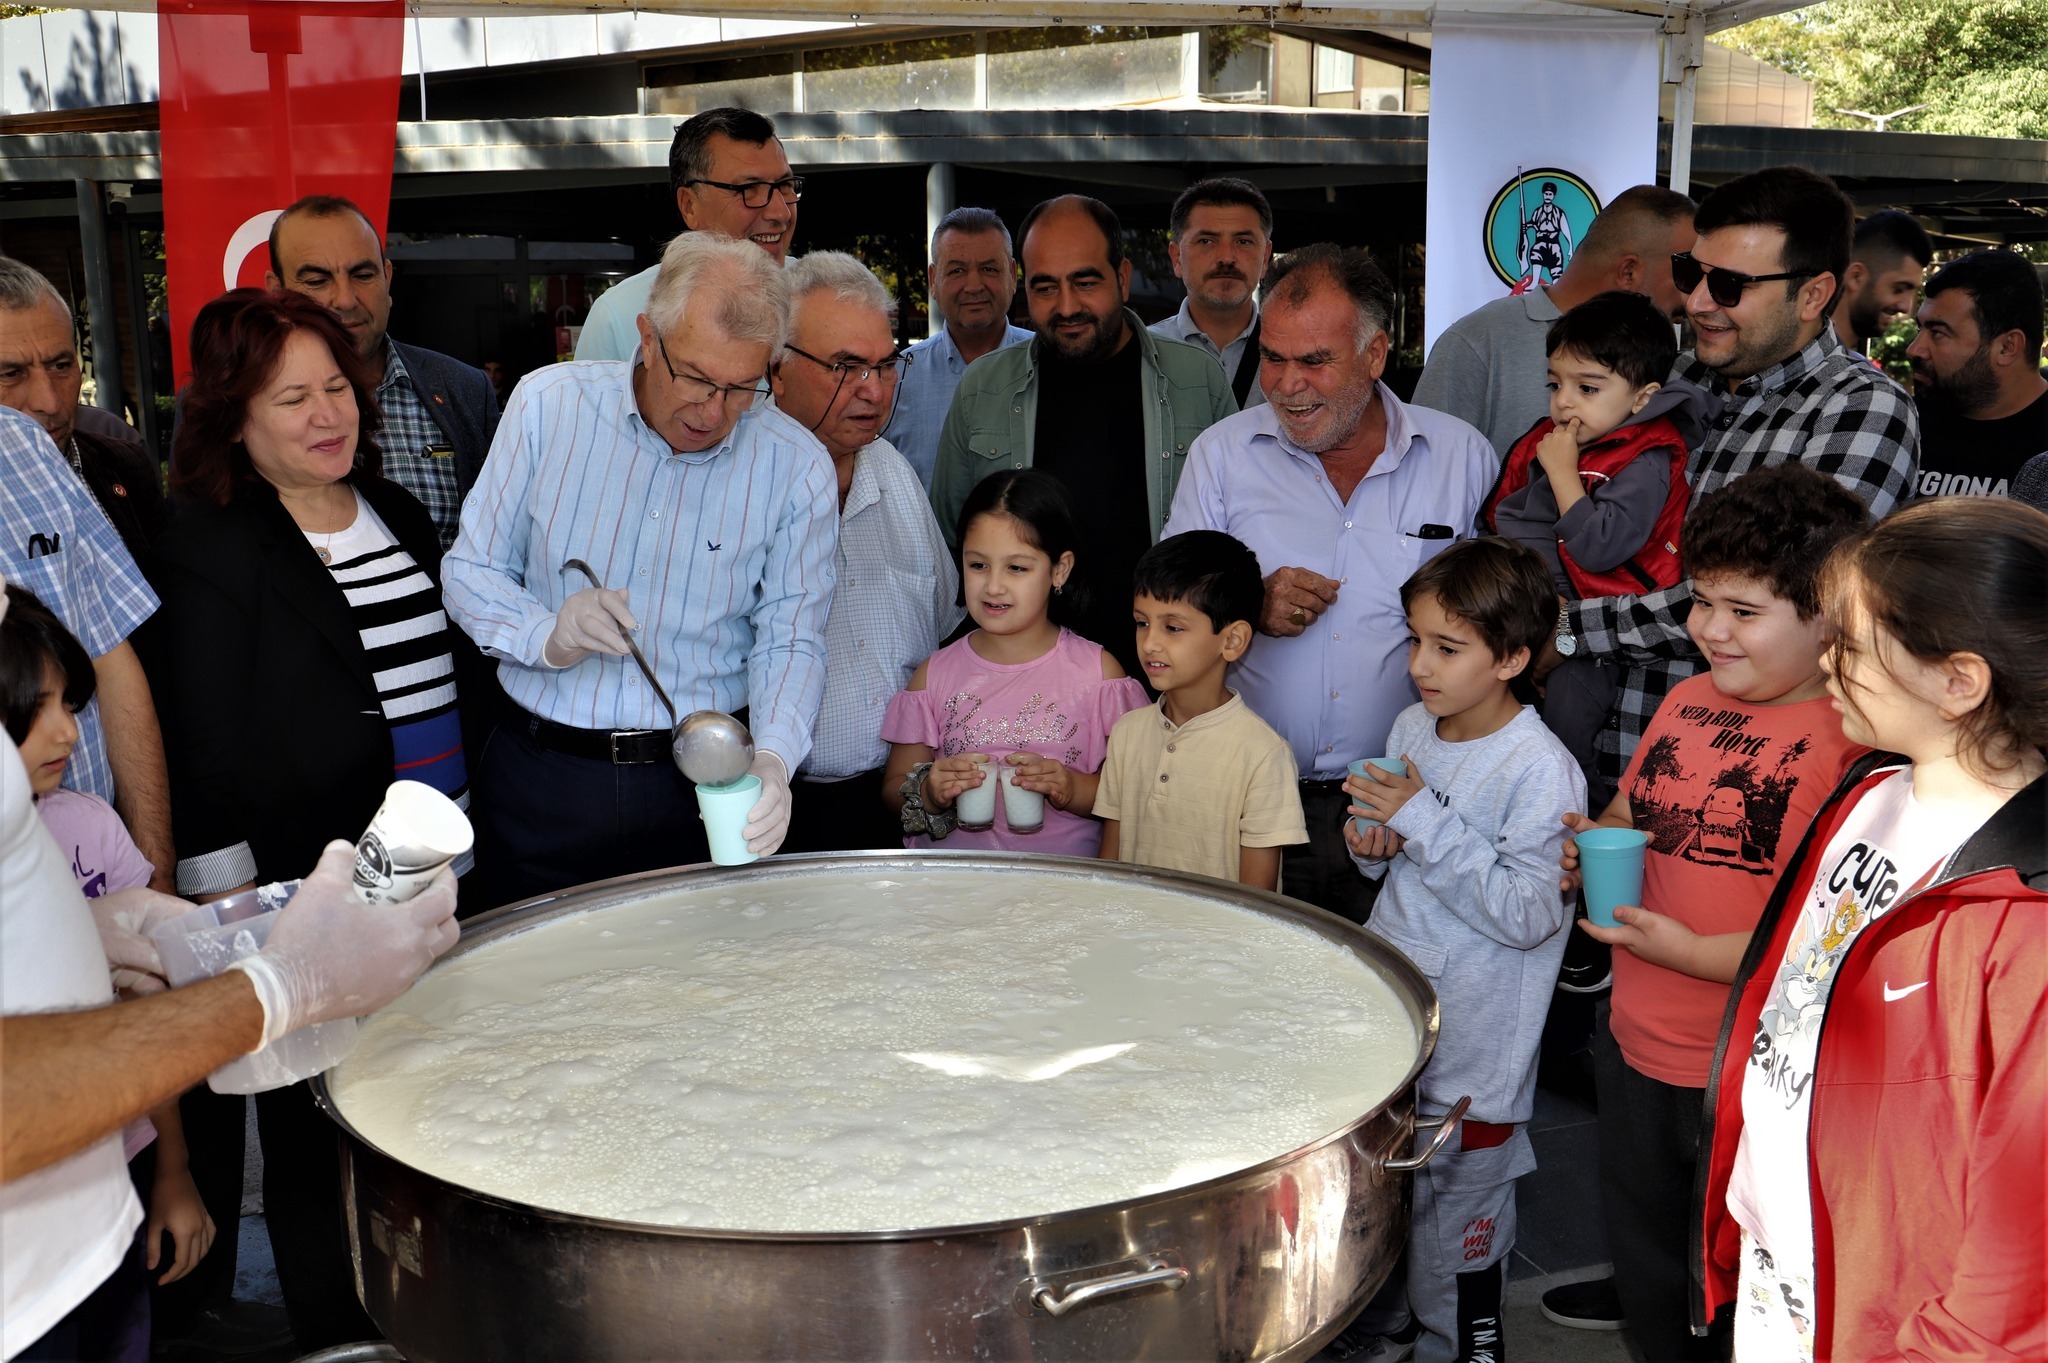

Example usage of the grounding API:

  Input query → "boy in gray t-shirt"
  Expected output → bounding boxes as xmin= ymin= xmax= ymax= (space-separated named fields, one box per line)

xmin=1340 ymin=538 xmax=1587 ymax=1363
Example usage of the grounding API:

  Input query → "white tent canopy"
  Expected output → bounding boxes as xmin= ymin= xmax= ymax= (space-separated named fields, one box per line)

xmin=75 ymin=0 xmax=1800 ymax=29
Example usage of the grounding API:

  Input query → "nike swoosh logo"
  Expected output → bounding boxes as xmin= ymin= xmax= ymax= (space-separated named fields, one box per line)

xmin=1883 ymin=981 xmax=1929 ymax=1002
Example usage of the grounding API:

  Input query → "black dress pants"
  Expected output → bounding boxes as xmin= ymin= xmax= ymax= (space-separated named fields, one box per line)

xmin=783 ymin=768 xmax=901 ymax=854
xmin=253 ymin=1081 xmax=378 ymax=1352
xmin=1591 ymin=1009 xmax=1732 ymax=1362
xmin=474 ymin=723 xmax=715 ymax=909
xmin=1279 ymin=788 xmax=1384 ymax=924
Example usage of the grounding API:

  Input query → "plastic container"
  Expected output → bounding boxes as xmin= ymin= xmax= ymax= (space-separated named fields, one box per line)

xmin=151 ymin=881 xmax=360 ymax=1094
xmin=1347 ymin=757 xmax=1409 ymax=830
xmin=353 ymin=780 xmax=474 ymax=904
xmin=1576 ymin=827 xmax=1651 ymax=928
xmin=696 ymin=774 xmax=763 ymax=865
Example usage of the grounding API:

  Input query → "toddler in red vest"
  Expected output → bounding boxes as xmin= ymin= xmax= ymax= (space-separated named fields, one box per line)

xmin=1484 ymin=290 xmax=1715 ymax=808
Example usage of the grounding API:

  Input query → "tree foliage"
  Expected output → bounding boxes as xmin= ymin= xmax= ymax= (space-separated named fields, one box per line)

xmin=1721 ymin=0 xmax=2048 ymax=139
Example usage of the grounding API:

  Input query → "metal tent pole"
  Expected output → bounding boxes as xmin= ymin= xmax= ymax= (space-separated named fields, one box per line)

xmin=1665 ymin=8 xmax=1706 ymax=197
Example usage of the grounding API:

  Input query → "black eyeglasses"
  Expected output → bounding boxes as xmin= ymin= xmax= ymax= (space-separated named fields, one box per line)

xmin=655 ymin=334 xmax=768 ymax=406
xmin=1672 ymin=252 xmax=1815 ymax=309
xmin=782 ymin=343 xmax=910 ymax=387
xmin=683 ymin=176 xmax=805 ymax=210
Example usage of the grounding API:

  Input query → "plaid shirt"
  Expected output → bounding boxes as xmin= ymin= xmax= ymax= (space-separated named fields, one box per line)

xmin=0 ymin=408 xmax=158 ymax=802
xmin=1567 ymin=332 xmax=1919 ymax=788
xmin=374 ymin=346 xmax=462 ymax=550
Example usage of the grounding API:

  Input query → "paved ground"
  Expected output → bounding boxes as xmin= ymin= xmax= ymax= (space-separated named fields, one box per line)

xmin=232 ymin=1053 xmax=1636 ymax=1362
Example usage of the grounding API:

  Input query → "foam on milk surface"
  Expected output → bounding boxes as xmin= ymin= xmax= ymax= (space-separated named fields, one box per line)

xmin=333 ymin=870 xmax=1416 ymax=1232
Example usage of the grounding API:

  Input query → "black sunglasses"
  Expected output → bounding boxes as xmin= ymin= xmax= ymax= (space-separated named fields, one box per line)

xmin=1672 ymin=252 xmax=1815 ymax=309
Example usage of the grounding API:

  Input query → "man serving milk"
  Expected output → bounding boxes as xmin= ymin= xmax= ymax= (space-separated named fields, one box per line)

xmin=444 ymin=232 xmax=838 ymax=904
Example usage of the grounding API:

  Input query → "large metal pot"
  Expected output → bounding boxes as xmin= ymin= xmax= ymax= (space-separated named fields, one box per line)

xmin=314 ymin=853 xmax=1460 ymax=1363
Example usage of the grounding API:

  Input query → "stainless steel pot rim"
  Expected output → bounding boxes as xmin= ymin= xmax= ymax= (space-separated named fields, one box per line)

xmin=314 ymin=850 xmax=1441 ymax=1245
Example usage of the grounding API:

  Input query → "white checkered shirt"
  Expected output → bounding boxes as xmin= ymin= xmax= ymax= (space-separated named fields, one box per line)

xmin=802 ymin=438 xmax=964 ymax=778
xmin=1567 ymin=332 xmax=1919 ymax=787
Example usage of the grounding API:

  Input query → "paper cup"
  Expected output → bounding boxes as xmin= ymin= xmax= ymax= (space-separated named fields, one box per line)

xmin=151 ymin=880 xmax=360 ymax=1094
xmin=953 ymin=757 xmax=996 ymax=831
xmin=354 ymin=780 xmax=474 ymax=905
xmin=1348 ymin=757 xmax=1408 ymax=830
xmin=999 ymin=763 xmax=1045 ymax=834
xmin=1577 ymin=827 xmax=1651 ymax=929
xmin=697 ymin=773 xmax=763 ymax=866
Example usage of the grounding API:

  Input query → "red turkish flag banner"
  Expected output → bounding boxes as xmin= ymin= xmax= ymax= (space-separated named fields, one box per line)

xmin=157 ymin=0 xmax=403 ymax=379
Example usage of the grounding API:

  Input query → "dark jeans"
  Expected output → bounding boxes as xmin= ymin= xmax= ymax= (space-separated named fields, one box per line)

xmin=253 ymin=1081 xmax=377 ymax=1353
xmin=784 ymin=769 xmax=901 ymax=854
xmin=1591 ymin=1010 xmax=1731 ymax=1363
xmin=18 ymin=1229 xmax=149 ymax=1362
xmin=474 ymin=723 xmax=715 ymax=909
xmin=1279 ymin=788 xmax=1383 ymax=924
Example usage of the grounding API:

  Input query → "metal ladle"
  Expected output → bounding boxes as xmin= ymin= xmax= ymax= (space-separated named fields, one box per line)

xmin=559 ymin=559 xmax=755 ymax=784
xmin=671 ymin=709 xmax=756 ymax=787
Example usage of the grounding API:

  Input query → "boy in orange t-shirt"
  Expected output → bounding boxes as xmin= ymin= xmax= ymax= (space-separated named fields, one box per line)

xmin=1548 ymin=463 xmax=1872 ymax=1360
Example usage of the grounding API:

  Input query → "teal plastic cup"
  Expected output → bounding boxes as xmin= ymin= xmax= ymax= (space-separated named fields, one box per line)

xmin=1577 ymin=827 xmax=1650 ymax=928
xmin=1347 ymin=757 xmax=1408 ymax=831
xmin=696 ymin=773 xmax=762 ymax=866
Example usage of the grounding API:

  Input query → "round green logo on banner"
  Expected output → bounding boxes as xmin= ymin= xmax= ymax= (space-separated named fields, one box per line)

xmin=1483 ymin=169 xmax=1602 ymax=291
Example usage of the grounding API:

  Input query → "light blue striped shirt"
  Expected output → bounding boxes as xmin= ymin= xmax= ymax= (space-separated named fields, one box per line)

xmin=879 ymin=322 xmax=1034 ymax=492
xmin=0 ymin=407 xmax=157 ymax=804
xmin=803 ymin=437 xmax=963 ymax=779
xmin=443 ymin=360 xmax=839 ymax=772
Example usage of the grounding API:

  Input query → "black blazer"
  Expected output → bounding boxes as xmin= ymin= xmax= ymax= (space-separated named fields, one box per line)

xmin=137 ymin=475 xmax=489 ymax=888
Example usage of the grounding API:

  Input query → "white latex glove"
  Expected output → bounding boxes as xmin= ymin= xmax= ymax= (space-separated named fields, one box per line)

xmin=741 ymin=750 xmax=792 ymax=856
xmin=228 ymin=840 xmax=460 ymax=1049
xmin=91 ymin=886 xmax=192 ymax=996
xmin=543 ymin=587 xmax=637 ymax=667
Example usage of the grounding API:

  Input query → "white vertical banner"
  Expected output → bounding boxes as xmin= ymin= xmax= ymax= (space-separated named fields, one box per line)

xmin=1423 ymin=22 xmax=1661 ymax=352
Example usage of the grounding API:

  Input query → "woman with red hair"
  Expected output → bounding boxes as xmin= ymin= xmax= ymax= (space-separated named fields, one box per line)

xmin=137 ymin=288 xmax=485 ymax=1352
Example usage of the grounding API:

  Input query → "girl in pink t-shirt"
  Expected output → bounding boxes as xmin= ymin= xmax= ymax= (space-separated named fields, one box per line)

xmin=4 ymin=584 xmax=217 ymax=1305
xmin=883 ymin=471 xmax=1147 ymax=856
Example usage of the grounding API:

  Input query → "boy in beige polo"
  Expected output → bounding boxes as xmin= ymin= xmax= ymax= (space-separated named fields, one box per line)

xmin=1096 ymin=531 xmax=1307 ymax=890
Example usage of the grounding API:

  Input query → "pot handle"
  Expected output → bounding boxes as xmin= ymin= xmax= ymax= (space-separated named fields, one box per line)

xmin=1381 ymin=1095 xmax=1472 ymax=1172
xmin=1031 ymin=1259 xmax=1190 ymax=1317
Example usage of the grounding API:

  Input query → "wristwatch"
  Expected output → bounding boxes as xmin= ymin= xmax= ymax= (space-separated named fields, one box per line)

xmin=1555 ymin=603 xmax=1579 ymax=658
xmin=899 ymin=761 xmax=959 ymax=840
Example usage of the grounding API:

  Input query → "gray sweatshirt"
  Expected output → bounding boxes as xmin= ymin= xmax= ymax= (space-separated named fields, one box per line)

xmin=1489 ymin=379 xmax=1718 ymax=596
xmin=1352 ymin=704 xmax=1587 ymax=1125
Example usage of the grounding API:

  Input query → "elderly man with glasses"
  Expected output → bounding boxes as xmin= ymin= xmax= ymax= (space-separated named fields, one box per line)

xmin=445 ymin=232 xmax=837 ymax=904
xmin=769 ymin=252 xmax=963 ymax=852
xmin=577 ymin=106 xmax=802 ymax=362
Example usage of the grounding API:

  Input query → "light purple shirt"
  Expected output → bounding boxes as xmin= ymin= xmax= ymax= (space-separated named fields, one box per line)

xmin=1162 ymin=384 xmax=1499 ymax=780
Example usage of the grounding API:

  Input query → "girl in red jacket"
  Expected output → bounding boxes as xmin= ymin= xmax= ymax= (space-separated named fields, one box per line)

xmin=1696 ymin=497 xmax=2048 ymax=1361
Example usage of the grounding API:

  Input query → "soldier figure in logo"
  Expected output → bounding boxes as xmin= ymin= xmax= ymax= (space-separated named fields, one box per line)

xmin=1519 ymin=181 xmax=1575 ymax=287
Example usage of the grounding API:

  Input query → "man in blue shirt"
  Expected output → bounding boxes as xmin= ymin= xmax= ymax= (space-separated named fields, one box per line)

xmin=445 ymin=233 xmax=837 ymax=904
xmin=0 ymin=408 xmax=174 ymax=891
xmin=576 ymin=107 xmax=801 ymax=364
xmin=881 ymin=206 xmax=1032 ymax=491
xmin=772 ymin=252 xmax=961 ymax=852
xmin=1163 ymin=245 xmax=1498 ymax=923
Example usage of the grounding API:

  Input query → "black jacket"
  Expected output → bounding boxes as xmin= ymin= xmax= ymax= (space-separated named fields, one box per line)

xmin=137 ymin=475 xmax=489 ymax=888
xmin=74 ymin=425 xmax=168 ymax=558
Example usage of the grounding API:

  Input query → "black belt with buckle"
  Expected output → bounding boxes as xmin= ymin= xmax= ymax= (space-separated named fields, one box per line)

xmin=520 ymin=711 xmax=671 ymax=766
xmin=1299 ymin=777 xmax=1348 ymax=796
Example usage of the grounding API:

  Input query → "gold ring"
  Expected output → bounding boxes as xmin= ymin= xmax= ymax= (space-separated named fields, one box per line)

xmin=1288 ymin=606 xmax=1309 ymax=627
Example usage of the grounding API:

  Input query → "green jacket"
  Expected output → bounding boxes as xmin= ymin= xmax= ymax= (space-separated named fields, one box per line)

xmin=930 ymin=311 xmax=1238 ymax=547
